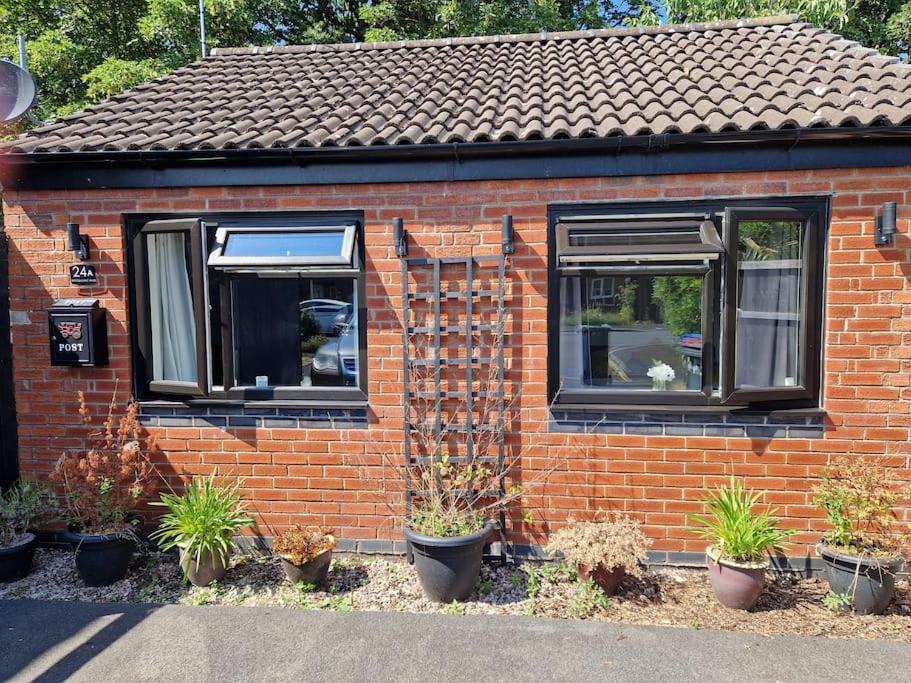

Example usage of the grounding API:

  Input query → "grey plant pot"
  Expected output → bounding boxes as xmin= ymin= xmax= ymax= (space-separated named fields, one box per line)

xmin=817 ymin=543 xmax=904 ymax=615
xmin=280 ymin=550 xmax=333 ymax=586
xmin=180 ymin=547 xmax=229 ymax=587
xmin=0 ymin=533 xmax=38 ymax=583
xmin=404 ymin=522 xmax=494 ymax=603
xmin=62 ymin=527 xmax=136 ymax=587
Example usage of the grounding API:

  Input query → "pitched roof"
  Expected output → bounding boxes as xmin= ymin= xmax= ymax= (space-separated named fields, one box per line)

xmin=5 ymin=15 xmax=911 ymax=155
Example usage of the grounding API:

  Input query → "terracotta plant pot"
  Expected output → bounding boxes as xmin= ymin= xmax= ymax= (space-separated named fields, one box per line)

xmin=578 ymin=563 xmax=626 ymax=595
xmin=404 ymin=522 xmax=494 ymax=603
xmin=179 ymin=547 xmax=229 ymax=587
xmin=817 ymin=543 xmax=904 ymax=615
xmin=705 ymin=545 xmax=766 ymax=610
xmin=62 ymin=527 xmax=136 ymax=587
xmin=0 ymin=533 xmax=38 ymax=583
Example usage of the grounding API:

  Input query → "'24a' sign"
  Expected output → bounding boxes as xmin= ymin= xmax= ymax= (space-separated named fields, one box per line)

xmin=69 ymin=264 xmax=97 ymax=286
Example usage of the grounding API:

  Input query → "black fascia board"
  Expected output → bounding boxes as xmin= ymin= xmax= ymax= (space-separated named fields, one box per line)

xmin=3 ymin=127 xmax=911 ymax=190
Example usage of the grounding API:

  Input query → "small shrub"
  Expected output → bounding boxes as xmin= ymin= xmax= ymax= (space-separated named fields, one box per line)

xmin=273 ymin=525 xmax=336 ymax=566
xmin=52 ymin=392 xmax=156 ymax=534
xmin=151 ymin=473 xmax=252 ymax=571
xmin=0 ymin=481 xmax=57 ymax=547
xmin=301 ymin=335 xmax=329 ymax=354
xmin=822 ymin=591 xmax=852 ymax=613
xmin=814 ymin=457 xmax=910 ymax=556
xmin=689 ymin=477 xmax=794 ymax=564
xmin=570 ymin=578 xmax=611 ymax=618
xmin=546 ymin=515 xmax=651 ymax=576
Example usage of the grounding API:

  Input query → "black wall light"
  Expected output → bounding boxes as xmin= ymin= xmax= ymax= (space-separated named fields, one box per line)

xmin=67 ymin=222 xmax=90 ymax=261
xmin=875 ymin=201 xmax=897 ymax=246
xmin=392 ymin=217 xmax=407 ymax=257
xmin=501 ymin=215 xmax=514 ymax=255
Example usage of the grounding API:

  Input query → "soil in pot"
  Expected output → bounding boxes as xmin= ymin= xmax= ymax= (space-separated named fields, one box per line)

xmin=179 ymin=547 xmax=229 ymax=587
xmin=706 ymin=546 xmax=766 ymax=610
xmin=817 ymin=543 xmax=904 ymax=616
xmin=280 ymin=550 xmax=332 ymax=586
xmin=0 ymin=533 xmax=38 ymax=583
xmin=62 ymin=528 xmax=136 ymax=587
xmin=404 ymin=523 xmax=494 ymax=603
xmin=578 ymin=563 xmax=626 ymax=595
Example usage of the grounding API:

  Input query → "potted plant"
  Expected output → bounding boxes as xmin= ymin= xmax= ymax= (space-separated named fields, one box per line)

xmin=545 ymin=515 xmax=651 ymax=595
xmin=0 ymin=481 xmax=57 ymax=582
xmin=52 ymin=392 xmax=156 ymax=586
xmin=689 ymin=477 xmax=794 ymax=610
xmin=814 ymin=457 xmax=908 ymax=615
xmin=151 ymin=474 xmax=252 ymax=587
xmin=403 ymin=455 xmax=498 ymax=603
xmin=273 ymin=525 xmax=337 ymax=585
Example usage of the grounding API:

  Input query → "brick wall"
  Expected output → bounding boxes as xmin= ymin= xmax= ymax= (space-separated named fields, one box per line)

xmin=3 ymin=166 xmax=910 ymax=557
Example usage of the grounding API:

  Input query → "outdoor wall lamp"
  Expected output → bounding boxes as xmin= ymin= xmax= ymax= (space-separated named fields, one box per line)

xmin=875 ymin=201 xmax=897 ymax=246
xmin=392 ymin=217 xmax=408 ymax=257
xmin=501 ymin=215 xmax=514 ymax=254
xmin=67 ymin=222 xmax=90 ymax=261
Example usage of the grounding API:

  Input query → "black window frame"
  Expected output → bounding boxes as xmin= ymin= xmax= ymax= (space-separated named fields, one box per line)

xmin=127 ymin=211 xmax=368 ymax=404
xmin=547 ymin=197 xmax=828 ymax=410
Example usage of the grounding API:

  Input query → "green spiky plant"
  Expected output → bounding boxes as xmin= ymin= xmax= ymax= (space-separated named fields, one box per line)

xmin=688 ymin=477 xmax=795 ymax=564
xmin=151 ymin=474 xmax=253 ymax=574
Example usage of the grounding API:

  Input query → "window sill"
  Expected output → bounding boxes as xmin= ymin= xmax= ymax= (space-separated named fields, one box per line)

xmin=552 ymin=403 xmax=826 ymax=419
xmin=139 ymin=398 xmax=369 ymax=410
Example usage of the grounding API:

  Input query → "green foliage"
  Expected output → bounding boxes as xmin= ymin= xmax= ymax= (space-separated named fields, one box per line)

xmin=562 ymin=307 xmax=629 ymax=327
xmin=409 ymin=454 xmax=489 ymax=537
xmin=664 ymin=0 xmax=853 ymax=31
xmin=822 ymin=590 xmax=852 ymax=613
xmin=813 ymin=457 xmax=910 ymax=555
xmin=477 ymin=578 xmax=494 ymax=595
xmin=83 ymin=57 xmax=168 ymax=101
xmin=651 ymin=275 xmax=702 ymax=338
xmin=569 ymin=577 xmax=611 ymax=618
xmin=151 ymin=474 xmax=253 ymax=572
xmin=301 ymin=335 xmax=329 ymax=354
xmin=0 ymin=480 xmax=57 ymax=547
xmin=689 ymin=477 xmax=795 ymax=564
xmin=617 ymin=280 xmax=639 ymax=326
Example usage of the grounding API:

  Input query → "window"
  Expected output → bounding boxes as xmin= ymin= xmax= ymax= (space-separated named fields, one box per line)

xmin=549 ymin=199 xmax=826 ymax=409
xmin=130 ymin=213 xmax=366 ymax=401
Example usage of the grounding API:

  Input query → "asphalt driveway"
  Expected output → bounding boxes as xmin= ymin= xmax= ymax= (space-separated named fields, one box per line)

xmin=1 ymin=599 xmax=909 ymax=682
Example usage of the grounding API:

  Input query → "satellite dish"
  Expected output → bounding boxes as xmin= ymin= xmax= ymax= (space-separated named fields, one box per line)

xmin=0 ymin=60 xmax=37 ymax=123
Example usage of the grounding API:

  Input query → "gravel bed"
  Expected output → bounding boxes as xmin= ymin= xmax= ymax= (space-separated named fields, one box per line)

xmin=1 ymin=548 xmax=909 ymax=642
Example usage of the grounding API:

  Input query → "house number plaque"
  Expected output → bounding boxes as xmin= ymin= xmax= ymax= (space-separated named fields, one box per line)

xmin=69 ymin=264 xmax=98 ymax=286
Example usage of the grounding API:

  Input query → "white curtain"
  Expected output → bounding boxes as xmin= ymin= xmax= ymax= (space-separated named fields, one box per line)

xmin=735 ymin=261 xmax=800 ymax=388
xmin=147 ymin=232 xmax=197 ymax=382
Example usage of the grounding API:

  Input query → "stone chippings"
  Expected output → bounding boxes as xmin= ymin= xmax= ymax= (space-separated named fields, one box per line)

xmin=2 ymin=549 xmax=909 ymax=642
xmin=4 ymin=16 xmax=911 ymax=155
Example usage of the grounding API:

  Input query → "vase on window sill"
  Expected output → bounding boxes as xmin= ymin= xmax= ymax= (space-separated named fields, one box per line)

xmin=652 ymin=380 xmax=667 ymax=391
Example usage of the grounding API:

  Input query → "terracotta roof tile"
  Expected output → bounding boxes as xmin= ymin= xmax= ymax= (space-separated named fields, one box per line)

xmin=4 ymin=15 xmax=911 ymax=155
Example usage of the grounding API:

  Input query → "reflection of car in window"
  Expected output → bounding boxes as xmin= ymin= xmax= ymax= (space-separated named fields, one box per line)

xmin=299 ymin=299 xmax=352 ymax=334
xmin=310 ymin=310 xmax=358 ymax=386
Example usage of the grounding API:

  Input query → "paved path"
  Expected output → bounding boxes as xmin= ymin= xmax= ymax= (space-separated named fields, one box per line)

xmin=1 ymin=599 xmax=909 ymax=682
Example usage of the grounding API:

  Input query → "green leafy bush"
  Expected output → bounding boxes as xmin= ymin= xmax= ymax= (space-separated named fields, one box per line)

xmin=689 ymin=477 xmax=794 ymax=564
xmin=651 ymin=275 xmax=702 ymax=337
xmin=0 ymin=481 xmax=57 ymax=547
xmin=814 ymin=457 xmax=910 ymax=556
xmin=151 ymin=474 xmax=253 ymax=570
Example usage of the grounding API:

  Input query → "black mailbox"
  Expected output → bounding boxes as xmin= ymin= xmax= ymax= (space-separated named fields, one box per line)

xmin=48 ymin=299 xmax=108 ymax=367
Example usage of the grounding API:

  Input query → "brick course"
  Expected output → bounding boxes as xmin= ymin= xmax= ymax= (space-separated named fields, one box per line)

xmin=4 ymin=166 xmax=911 ymax=554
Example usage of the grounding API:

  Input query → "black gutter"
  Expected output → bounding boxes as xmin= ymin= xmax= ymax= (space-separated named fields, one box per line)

xmin=2 ymin=127 xmax=911 ymax=190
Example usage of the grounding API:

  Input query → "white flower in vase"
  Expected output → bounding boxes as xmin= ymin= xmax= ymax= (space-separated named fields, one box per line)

xmin=646 ymin=361 xmax=675 ymax=391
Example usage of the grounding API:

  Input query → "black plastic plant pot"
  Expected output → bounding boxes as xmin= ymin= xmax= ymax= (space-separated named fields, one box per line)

xmin=404 ymin=523 xmax=494 ymax=603
xmin=62 ymin=528 xmax=136 ymax=587
xmin=817 ymin=543 xmax=904 ymax=615
xmin=280 ymin=550 xmax=333 ymax=586
xmin=0 ymin=533 xmax=38 ymax=583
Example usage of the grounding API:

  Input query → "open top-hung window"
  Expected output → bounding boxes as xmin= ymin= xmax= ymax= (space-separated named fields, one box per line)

xmin=549 ymin=200 xmax=826 ymax=409
xmin=131 ymin=214 xmax=366 ymax=402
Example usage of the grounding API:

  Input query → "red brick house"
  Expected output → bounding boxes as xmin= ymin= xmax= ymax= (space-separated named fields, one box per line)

xmin=1 ymin=16 xmax=910 ymax=565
